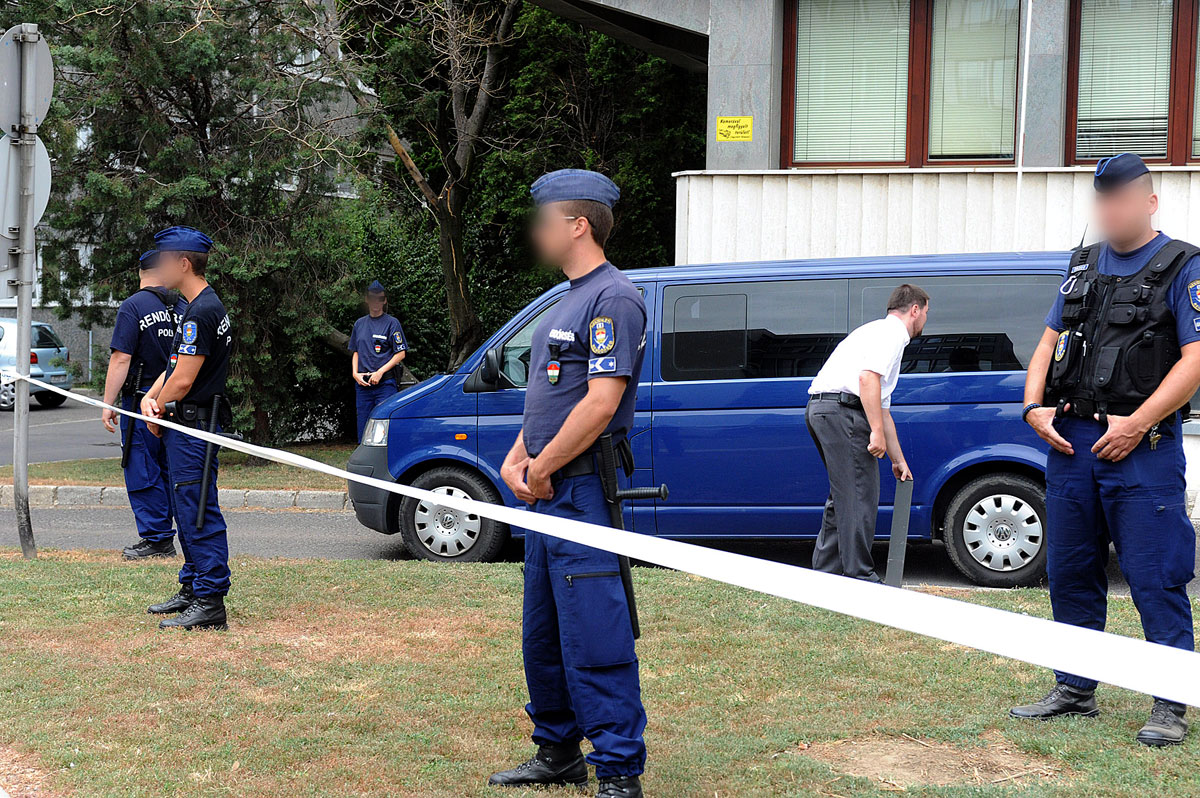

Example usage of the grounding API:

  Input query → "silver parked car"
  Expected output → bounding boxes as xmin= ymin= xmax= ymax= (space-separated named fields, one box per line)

xmin=0 ymin=318 xmax=74 ymax=410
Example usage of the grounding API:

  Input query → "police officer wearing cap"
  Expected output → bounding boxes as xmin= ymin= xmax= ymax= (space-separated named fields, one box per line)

xmin=348 ymin=280 xmax=407 ymax=441
xmin=490 ymin=170 xmax=647 ymax=797
xmin=1014 ymin=153 xmax=1200 ymax=746
xmin=102 ymin=249 xmax=187 ymax=560
xmin=139 ymin=226 xmax=235 ymax=631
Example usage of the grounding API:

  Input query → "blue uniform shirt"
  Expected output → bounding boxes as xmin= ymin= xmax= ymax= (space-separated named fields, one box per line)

xmin=348 ymin=313 xmax=407 ymax=373
xmin=166 ymin=285 xmax=232 ymax=404
xmin=1045 ymin=233 xmax=1200 ymax=346
xmin=523 ymin=262 xmax=647 ymax=456
xmin=110 ymin=287 xmax=186 ymax=390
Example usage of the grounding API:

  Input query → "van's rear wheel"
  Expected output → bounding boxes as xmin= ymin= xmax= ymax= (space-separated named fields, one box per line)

xmin=399 ymin=466 xmax=509 ymax=563
xmin=943 ymin=474 xmax=1046 ymax=588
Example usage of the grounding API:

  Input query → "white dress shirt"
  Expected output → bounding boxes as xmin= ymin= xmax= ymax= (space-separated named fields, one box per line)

xmin=808 ymin=314 xmax=911 ymax=408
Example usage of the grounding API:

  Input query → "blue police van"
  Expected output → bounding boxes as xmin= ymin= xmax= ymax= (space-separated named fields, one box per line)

xmin=347 ymin=253 xmax=1069 ymax=588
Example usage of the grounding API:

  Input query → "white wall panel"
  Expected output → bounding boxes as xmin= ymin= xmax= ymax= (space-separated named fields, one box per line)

xmin=675 ymin=168 xmax=1200 ymax=264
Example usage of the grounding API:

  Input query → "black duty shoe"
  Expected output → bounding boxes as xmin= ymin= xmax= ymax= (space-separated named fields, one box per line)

xmin=158 ymin=596 xmax=227 ymax=631
xmin=147 ymin=583 xmax=194 ymax=614
xmin=1009 ymin=684 xmax=1099 ymax=719
xmin=122 ymin=538 xmax=177 ymax=560
xmin=487 ymin=742 xmax=588 ymax=788
xmin=597 ymin=776 xmax=642 ymax=798
xmin=1137 ymin=700 xmax=1188 ymax=747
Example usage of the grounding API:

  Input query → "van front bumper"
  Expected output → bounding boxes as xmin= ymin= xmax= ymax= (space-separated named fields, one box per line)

xmin=347 ymin=443 xmax=400 ymax=534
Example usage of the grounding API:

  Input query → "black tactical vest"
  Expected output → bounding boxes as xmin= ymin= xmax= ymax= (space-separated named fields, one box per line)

xmin=1045 ymin=239 xmax=1200 ymax=416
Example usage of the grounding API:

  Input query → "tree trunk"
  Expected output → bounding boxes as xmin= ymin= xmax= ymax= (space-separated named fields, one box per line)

xmin=436 ymin=192 xmax=484 ymax=369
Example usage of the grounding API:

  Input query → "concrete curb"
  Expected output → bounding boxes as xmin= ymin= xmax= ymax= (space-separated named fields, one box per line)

xmin=0 ymin=484 xmax=348 ymax=511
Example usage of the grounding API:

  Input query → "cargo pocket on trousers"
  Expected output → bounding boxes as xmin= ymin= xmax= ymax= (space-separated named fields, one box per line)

xmin=1155 ymin=498 xmax=1196 ymax=589
xmin=556 ymin=570 xmax=637 ymax=668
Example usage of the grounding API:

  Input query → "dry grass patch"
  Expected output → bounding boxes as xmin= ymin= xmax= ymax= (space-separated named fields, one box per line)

xmin=797 ymin=730 xmax=1068 ymax=790
xmin=0 ymin=746 xmax=60 ymax=798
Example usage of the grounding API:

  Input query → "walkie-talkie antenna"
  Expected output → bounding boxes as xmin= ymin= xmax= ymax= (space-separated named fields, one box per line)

xmin=1077 ymin=223 xmax=1088 ymax=250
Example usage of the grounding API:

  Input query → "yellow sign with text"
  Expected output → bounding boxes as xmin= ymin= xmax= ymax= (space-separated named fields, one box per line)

xmin=716 ymin=116 xmax=753 ymax=142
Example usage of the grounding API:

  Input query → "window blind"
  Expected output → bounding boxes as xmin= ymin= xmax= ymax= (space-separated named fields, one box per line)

xmin=1076 ymin=0 xmax=1173 ymax=159
xmin=793 ymin=0 xmax=911 ymax=162
xmin=928 ymin=0 xmax=1020 ymax=160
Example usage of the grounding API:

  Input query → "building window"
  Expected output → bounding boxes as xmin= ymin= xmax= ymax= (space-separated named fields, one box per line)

xmin=928 ymin=0 xmax=1021 ymax=160
xmin=783 ymin=0 xmax=1022 ymax=167
xmin=791 ymin=1 xmax=911 ymax=163
xmin=1069 ymin=0 xmax=1200 ymax=165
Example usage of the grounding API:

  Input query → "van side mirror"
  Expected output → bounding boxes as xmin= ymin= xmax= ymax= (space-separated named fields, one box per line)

xmin=479 ymin=347 xmax=502 ymax=386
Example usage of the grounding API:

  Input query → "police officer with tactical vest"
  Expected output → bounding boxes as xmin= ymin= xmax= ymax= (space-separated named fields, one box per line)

xmin=139 ymin=227 xmax=235 ymax=631
xmin=490 ymin=170 xmax=647 ymax=797
xmin=1014 ymin=153 xmax=1200 ymax=746
xmin=101 ymin=249 xmax=186 ymax=559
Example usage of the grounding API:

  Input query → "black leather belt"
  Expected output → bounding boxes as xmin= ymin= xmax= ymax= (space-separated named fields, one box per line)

xmin=810 ymin=391 xmax=863 ymax=409
xmin=554 ymin=452 xmax=597 ymax=482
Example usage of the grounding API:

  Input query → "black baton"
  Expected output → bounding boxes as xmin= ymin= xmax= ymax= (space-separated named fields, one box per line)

xmin=119 ymin=363 xmax=144 ymax=470
xmin=597 ymin=434 xmax=670 ymax=640
xmin=194 ymin=394 xmax=223 ymax=531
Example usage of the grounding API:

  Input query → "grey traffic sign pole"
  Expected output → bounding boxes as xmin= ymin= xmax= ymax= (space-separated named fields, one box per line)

xmin=11 ymin=23 xmax=41 ymax=559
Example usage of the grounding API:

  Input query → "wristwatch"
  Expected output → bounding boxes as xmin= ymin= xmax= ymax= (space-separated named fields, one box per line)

xmin=1021 ymin=402 xmax=1042 ymax=423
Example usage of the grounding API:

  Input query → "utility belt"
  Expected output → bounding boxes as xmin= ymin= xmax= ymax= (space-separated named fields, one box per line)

xmin=162 ymin=395 xmax=233 ymax=429
xmin=810 ymin=391 xmax=864 ymax=410
xmin=1055 ymin=397 xmax=1180 ymax=427
xmin=551 ymin=435 xmax=633 ymax=483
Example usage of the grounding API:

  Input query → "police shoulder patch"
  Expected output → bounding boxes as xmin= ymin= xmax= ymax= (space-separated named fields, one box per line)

xmin=1189 ymin=279 xmax=1200 ymax=312
xmin=178 ymin=343 xmax=197 ymax=356
xmin=182 ymin=321 xmax=198 ymax=344
xmin=393 ymin=331 xmax=404 ymax=344
xmin=589 ymin=316 xmax=615 ymax=354
xmin=1054 ymin=331 xmax=1069 ymax=362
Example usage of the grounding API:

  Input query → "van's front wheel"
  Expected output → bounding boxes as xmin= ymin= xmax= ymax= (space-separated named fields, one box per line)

xmin=399 ymin=466 xmax=509 ymax=563
xmin=943 ymin=474 xmax=1046 ymax=588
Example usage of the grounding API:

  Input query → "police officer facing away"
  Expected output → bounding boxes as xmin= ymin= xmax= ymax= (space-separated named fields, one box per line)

xmin=806 ymin=286 xmax=927 ymax=581
xmin=101 ymin=249 xmax=186 ymax=560
xmin=490 ymin=170 xmax=647 ymax=798
xmin=348 ymin=280 xmax=407 ymax=441
xmin=1014 ymin=153 xmax=1200 ymax=746
xmin=139 ymin=227 xmax=235 ymax=632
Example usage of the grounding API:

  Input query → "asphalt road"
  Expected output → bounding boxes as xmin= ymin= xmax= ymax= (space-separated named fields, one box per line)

xmin=2 ymin=505 xmax=1190 ymax=595
xmin=0 ymin=395 xmax=120 ymax=465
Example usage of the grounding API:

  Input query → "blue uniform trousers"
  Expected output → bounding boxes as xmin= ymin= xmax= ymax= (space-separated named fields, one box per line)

xmin=355 ymin=382 xmax=398 ymax=441
xmin=1046 ymin=414 xmax=1195 ymax=693
xmin=163 ymin=426 xmax=230 ymax=597
xmin=523 ymin=474 xmax=647 ymax=779
xmin=120 ymin=397 xmax=176 ymax=543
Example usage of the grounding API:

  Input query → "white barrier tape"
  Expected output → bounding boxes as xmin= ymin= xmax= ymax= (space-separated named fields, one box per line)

xmin=7 ymin=370 xmax=1200 ymax=706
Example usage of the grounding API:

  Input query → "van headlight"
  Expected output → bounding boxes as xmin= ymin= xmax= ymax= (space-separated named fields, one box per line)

xmin=362 ymin=418 xmax=389 ymax=446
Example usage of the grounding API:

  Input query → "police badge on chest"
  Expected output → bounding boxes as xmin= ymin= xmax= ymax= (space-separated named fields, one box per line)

xmin=547 ymin=343 xmax=562 ymax=385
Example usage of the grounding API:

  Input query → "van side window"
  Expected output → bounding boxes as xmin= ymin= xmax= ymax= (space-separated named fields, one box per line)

xmin=500 ymin=301 xmax=558 ymax=388
xmin=851 ymin=275 xmax=1062 ymax=373
xmin=662 ymin=280 xmax=848 ymax=381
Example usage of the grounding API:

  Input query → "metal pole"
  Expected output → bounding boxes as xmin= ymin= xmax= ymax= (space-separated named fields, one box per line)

xmin=1012 ymin=0 xmax=1034 ymax=250
xmin=12 ymin=23 xmax=39 ymax=558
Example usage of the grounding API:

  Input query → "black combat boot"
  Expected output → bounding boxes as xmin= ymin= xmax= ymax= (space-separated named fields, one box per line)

xmin=1009 ymin=683 xmax=1098 ymax=719
xmin=158 ymin=595 xmax=227 ymax=631
xmin=1136 ymin=700 xmax=1188 ymax=747
xmin=487 ymin=742 xmax=588 ymax=788
xmin=123 ymin=538 xmax=177 ymax=560
xmin=597 ymin=776 xmax=642 ymax=797
xmin=147 ymin=583 xmax=194 ymax=614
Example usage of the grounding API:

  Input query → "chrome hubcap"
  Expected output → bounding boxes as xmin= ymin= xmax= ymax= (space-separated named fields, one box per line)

xmin=962 ymin=493 xmax=1043 ymax=572
xmin=413 ymin=486 xmax=481 ymax=557
xmin=0 ymin=382 xmax=12 ymax=409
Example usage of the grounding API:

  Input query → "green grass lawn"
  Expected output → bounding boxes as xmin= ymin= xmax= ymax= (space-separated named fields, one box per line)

xmin=0 ymin=443 xmax=357 ymax=491
xmin=0 ymin=551 xmax=1195 ymax=797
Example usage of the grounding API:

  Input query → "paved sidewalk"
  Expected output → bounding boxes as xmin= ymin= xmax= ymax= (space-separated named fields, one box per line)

xmin=0 ymin=484 xmax=349 ymax=511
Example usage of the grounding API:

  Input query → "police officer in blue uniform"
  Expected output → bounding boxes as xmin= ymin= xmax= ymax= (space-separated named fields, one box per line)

xmin=490 ymin=170 xmax=647 ymax=798
xmin=139 ymin=226 xmax=234 ymax=631
xmin=348 ymin=280 xmax=407 ymax=440
xmin=102 ymin=249 xmax=186 ymax=559
xmin=1015 ymin=153 xmax=1200 ymax=746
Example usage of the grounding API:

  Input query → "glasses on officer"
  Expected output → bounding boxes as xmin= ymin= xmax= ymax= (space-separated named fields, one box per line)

xmin=532 ymin=213 xmax=581 ymax=230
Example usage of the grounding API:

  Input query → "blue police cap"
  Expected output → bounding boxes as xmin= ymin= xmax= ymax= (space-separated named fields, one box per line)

xmin=1094 ymin=153 xmax=1150 ymax=192
xmin=138 ymin=249 xmax=159 ymax=270
xmin=530 ymin=169 xmax=620 ymax=208
xmin=153 ymin=225 xmax=214 ymax=253
xmin=366 ymin=280 xmax=386 ymax=295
